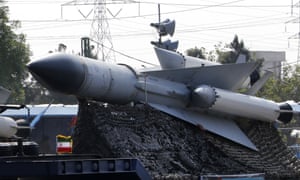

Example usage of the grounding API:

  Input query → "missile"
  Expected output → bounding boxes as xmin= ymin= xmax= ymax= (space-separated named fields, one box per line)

xmin=190 ymin=85 xmax=296 ymax=124
xmin=0 ymin=104 xmax=50 ymax=138
xmin=28 ymin=53 xmax=138 ymax=104
xmin=0 ymin=116 xmax=18 ymax=138
xmin=27 ymin=53 xmax=300 ymax=150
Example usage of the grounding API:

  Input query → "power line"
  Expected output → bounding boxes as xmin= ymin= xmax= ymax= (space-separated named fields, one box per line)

xmin=4 ymin=0 xmax=69 ymax=4
xmin=6 ymin=0 xmax=290 ymax=8
xmin=90 ymin=38 xmax=157 ymax=66
xmin=10 ymin=0 xmax=249 ymax=22
xmin=12 ymin=13 xmax=289 ymax=33
xmin=287 ymin=0 xmax=300 ymax=64
xmin=7 ymin=0 xmax=295 ymax=65
xmin=134 ymin=1 xmax=290 ymax=8
xmin=24 ymin=15 xmax=288 ymax=40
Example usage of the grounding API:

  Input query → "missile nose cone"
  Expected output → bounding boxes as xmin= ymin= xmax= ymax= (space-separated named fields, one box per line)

xmin=27 ymin=53 xmax=85 ymax=94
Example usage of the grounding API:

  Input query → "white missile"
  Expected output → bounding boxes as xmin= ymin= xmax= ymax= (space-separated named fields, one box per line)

xmin=27 ymin=53 xmax=300 ymax=150
xmin=191 ymin=85 xmax=295 ymax=124
xmin=0 ymin=116 xmax=18 ymax=138
xmin=0 ymin=104 xmax=50 ymax=138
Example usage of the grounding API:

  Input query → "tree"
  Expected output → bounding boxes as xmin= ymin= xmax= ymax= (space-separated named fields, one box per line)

xmin=25 ymin=43 xmax=78 ymax=104
xmin=257 ymin=64 xmax=300 ymax=145
xmin=257 ymin=65 xmax=300 ymax=102
xmin=215 ymin=35 xmax=263 ymax=85
xmin=185 ymin=47 xmax=206 ymax=59
xmin=185 ymin=35 xmax=255 ymax=64
xmin=217 ymin=35 xmax=251 ymax=64
xmin=0 ymin=3 xmax=30 ymax=103
xmin=24 ymin=75 xmax=78 ymax=104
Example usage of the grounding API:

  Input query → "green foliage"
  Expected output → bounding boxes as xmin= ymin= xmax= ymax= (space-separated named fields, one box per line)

xmin=0 ymin=4 xmax=30 ymax=103
xmin=24 ymin=76 xmax=78 ymax=104
xmin=0 ymin=4 xmax=76 ymax=104
xmin=185 ymin=47 xmax=206 ymax=59
xmin=216 ymin=35 xmax=250 ymax=64
xmin=257 ymin=65 xmax=300 ymax=102
xmin=186 ymin=35 xmax=257 ymax=64
xmin=258 ymin=65 xmax=300 ymax=145
xmin=25 ymin=43 xmax=78 ymax=104
xmin=185 ymin=46 xmax=218 ymax=62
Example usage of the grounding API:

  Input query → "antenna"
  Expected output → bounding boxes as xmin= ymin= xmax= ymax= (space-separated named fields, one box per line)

xmin=158 ymin=4 xmax=161 ymax=44
xmin=150 ymin=4 xmax=178 ymax=51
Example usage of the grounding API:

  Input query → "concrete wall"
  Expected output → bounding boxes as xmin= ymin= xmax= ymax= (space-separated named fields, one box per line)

xmin=251 ymin=51 xmax=285 ymax=79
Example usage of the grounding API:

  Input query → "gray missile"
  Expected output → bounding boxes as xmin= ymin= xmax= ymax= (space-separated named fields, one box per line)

xmin=27 ymin=53 xmax=300 ymax=150
xmin=28 ymin=53 xmax=137 ymax=104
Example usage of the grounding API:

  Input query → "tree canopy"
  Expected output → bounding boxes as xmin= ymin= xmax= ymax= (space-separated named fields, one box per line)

xmin=0 ymin=3 xmax=30 ymax=103
xmin=185 ymin=35 xmax=254 ymax=64
xmin=0 ymin=3 xmax=77 ymax=104
xmin=257 ymin=65 xmax=300 ymax=102
xmin=216 ymin=35 xmax=251 ymax=64
xmin=185 ymin=47 xmax=206 ymax=59
xmin=24 ymin=43 xmax=78 ymax=104
xmin=186 ymin=35 xmax=263 ymax=86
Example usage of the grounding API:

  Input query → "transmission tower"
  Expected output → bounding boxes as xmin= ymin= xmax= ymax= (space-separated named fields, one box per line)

xmin=62 ymin=0 xmax=120 ymax=62
xmin=90 ymin=0 xmax=115 ymax=62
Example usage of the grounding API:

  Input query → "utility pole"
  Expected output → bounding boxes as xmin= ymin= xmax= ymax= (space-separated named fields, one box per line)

xmin=287 ymin=0 xmax=300 ymax=64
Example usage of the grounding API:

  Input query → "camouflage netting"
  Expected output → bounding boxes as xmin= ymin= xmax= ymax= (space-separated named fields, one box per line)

xmin=72 ymin=100 xmax=300 ymax=180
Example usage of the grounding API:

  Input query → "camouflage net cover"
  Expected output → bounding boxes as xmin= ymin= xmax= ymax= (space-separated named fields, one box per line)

xmin=72 ymin=100 xmax=300 ymax=180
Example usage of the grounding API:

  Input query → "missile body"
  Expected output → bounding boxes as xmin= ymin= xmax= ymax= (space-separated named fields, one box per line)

xmin=27 ymin=53 xmax=296 ymax=125
xmin=29 ymin=54 xmax=137 ymax=104
xmin=28 ymin=53 xmax=190 ymax=108
xmin=75 ymin=59 xmax=137 ymax=104
xmin=0 ymin=116 xmax=17 ymax=138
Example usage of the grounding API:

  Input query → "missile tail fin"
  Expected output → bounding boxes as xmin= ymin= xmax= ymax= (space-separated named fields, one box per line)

xmin=144 ymin=63 xmax=258 ymax=91
xmin=149 ymin=103 xmax=258 ymax=151
xmin=236 ymin=54 xmax=247 ymax=64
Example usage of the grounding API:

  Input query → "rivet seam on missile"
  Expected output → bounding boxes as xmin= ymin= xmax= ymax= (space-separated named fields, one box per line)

xmin=211 ymin=86 xmax=218 ymax=107
xmin=177 ymin=51 xmax=186 ymax=66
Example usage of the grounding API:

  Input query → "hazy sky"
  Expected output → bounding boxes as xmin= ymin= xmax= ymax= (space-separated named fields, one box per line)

xmin=6 ymin=0 xmax=299 ymax=67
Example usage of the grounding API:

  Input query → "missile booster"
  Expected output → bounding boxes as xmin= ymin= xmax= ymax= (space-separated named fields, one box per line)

xmin=191 ymin=85 xmax=297 ymax=124
xmin=27 ymin=53 xmax=300 ymax=150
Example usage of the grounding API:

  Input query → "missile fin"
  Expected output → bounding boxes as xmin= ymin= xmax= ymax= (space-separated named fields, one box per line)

xmin=143 ymin=63 xmax=258 ymax=91
xmin=30 ymin=102 xmax=52 ymax=128
xmin=149 ymin=103 xmax=258 ymax=151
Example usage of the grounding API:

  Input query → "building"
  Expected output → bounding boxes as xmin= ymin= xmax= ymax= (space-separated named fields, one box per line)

xmin=251 ymin=51 xmax=286 ymax=79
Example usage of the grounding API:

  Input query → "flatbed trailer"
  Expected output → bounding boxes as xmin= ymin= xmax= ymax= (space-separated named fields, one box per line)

xmin=0 ymin=154 xmax=151 ymax=180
